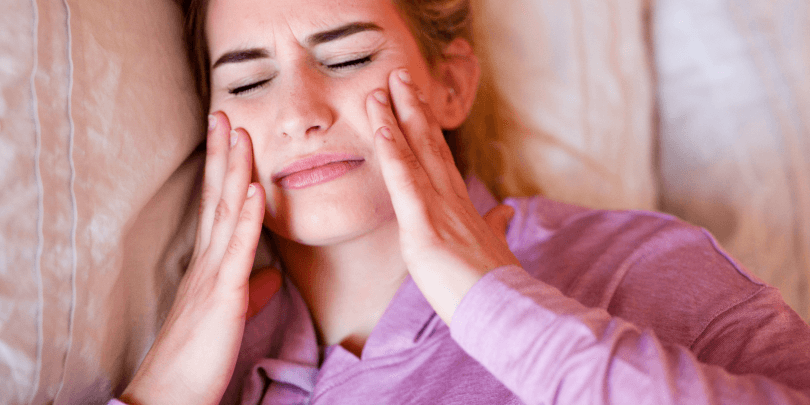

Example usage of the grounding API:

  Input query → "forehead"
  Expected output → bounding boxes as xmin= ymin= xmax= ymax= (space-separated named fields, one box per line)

xmin=206 ymin=0 xmax=405 ymax=52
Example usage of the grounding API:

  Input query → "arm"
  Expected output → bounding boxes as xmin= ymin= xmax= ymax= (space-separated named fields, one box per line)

xmin=452 ymin=265 xmax=810 ymax=405
xmin=118 ymin=113 xmax=280 ymax=405
xmin=368 ymin=69 xmax=810 ymax=405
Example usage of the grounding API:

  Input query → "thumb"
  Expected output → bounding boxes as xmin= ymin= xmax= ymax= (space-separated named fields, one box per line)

xmin=246 ymin=267 xmax=282 ymax=319
xmin=483 ymin=204 xmax=514 ymax=243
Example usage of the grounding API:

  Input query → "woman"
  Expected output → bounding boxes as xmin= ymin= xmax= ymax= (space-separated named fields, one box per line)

xmin=114 ymin=0 xmax=810 ymax=403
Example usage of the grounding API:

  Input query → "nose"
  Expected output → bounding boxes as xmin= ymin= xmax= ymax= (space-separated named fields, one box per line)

xmin=274 ymin=63 xmax=335 ymax=139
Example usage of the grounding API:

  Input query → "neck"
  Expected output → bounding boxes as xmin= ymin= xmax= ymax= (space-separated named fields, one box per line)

xmin=275 ymin=219 xmax=407 ymax=357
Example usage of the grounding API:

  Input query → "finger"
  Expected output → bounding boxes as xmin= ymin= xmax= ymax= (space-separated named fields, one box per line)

xmin=390 ymin=69 xmax=470 ymax=201
xmin=246 ymin=266 xmax=282 ymax=319
xmin=371 ymin=120 xmax=431 ymax=223
xmin=219 ymin=182 xmax=266 ymax=292
xmin=207 ymin=128 xmax=254 ymax=262
xmin=386 ymin=69 xmax=456 ymax=197
xmin=367 ymin=89 xmax=434 ymax=196
xmin=197 ymin=112 xmax=232 ymax=251
xmin=483 ymin=204 xmax=515 ymax=243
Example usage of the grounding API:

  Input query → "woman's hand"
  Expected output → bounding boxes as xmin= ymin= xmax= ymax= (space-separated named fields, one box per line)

xmin=120 ymin=113 xmax=280 ymax=405
xmin=367 ymin=69 xmax=521 ymax=325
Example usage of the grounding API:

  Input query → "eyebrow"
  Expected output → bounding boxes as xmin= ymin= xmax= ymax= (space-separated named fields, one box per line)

xmin=212 ymin=48 xmax=270 ymax=69
xmin=211 ymin=22 xmax=383 ymax=69
xmin=306 ymin=22 xmax=382 ymax=46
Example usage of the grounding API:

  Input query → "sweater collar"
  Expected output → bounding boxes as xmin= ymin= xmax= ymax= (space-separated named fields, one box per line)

xmin=231 ymin=176 xmax=499 ymax=403
xmin=321 ymin=175 xmax=500 ymax=363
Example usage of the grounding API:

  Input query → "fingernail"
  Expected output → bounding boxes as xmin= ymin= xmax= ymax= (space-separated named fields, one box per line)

xmin=230 ymin=129 xmax=238 ymax=148
xmin=208 ymin=114 xmax=217 ymax=131
xmin=398 ymin=69 xmax=412 ymax=84
xmin=379 ymin=126 xmax=393 ymax=140
xmin=374 ymin=90 xmax=388 ymax=105
xmin=247 ymin=184 xmax=256 ymax=198
xmin=416 ymin=90 xmax=427 ymax=104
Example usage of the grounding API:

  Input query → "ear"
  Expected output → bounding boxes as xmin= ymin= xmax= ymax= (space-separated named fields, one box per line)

xmin=430 ymin=38 xmax=480 ymax=130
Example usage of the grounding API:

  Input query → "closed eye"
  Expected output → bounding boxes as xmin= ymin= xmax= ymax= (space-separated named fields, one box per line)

xmin=229 ymin=78 xmax=272 ymax=96
xmin=326 ymin=55 xmax=373 ymax=71
xmin=228 ymin=55 xmax=372 ymax=96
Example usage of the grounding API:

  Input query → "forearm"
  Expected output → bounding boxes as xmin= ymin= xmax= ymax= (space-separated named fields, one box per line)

xmin=451 ymin=265 xmax=810 ymax=405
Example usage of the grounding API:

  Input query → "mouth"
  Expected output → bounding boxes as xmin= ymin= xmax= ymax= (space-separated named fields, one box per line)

xmin=272 ymin=153 xmax=365 ymax=190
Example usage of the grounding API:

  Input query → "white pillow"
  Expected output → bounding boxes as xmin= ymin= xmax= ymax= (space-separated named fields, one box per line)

xmin=468 ymin=0 xmax=657 ymax=211
xmin=654 ymin=0 xmax=810 ymax=320
xmin=0 ymin=0 xmax=202 ymax=401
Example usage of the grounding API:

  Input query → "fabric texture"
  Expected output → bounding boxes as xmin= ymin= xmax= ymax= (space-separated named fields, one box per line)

xmin=467 ymin=0 xmax=657 ymax=211
xmin=0 ymin=0 xmax=203 ymax=403
xmin=654 ymin=0 xmax=810 ymax=321
xmin=201 ymin=178 xmax=810 ymax=404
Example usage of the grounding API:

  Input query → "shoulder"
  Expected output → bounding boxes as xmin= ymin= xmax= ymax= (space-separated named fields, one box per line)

xmin=503 ymin=194 xmax=770 ymax=347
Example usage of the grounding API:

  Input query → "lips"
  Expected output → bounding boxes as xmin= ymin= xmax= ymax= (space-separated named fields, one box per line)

xmin=272 ymin=153 xmax=365 ymax=190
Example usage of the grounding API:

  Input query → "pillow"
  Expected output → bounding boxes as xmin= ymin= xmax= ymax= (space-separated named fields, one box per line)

xmin=468 ymin=0 xmax=657 ymax=211
xmin=0 ymin=0 xmax=202 ymax=401
xmin=654 ymin=0 xmax=810 ymax=320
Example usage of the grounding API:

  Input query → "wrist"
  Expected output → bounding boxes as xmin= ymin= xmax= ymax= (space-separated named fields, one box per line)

xmin=409 ymin=257 xmax=485 ymax=325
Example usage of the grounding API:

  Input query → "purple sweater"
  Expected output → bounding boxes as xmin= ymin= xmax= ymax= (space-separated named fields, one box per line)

xmin=114 ymin=178 xmax=810 ymax=404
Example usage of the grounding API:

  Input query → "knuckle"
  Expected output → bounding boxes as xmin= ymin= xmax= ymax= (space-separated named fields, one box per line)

xmin=427 ymin=138 xmax=445 ymax=158
xmin=238 ymin=205 xmax=256 ymax=224
xmin=199 ymin=186 xmax=218 ymax=216
xmin=226 ymin=153 xmax=249 ymax=176
xmin=226 ymin=236 xmax=244 ymax=257
xmin=201 ymin=184 xmax=218 ymax=205
xmin=382 ymin=118 xmax=400 ymax=133
xmin=400 ymin=176 xmax=420 ymax=192
xmin=397 ymin=171 xmax=430 ymax=199
xmin=402 ymin=151 xmax=422 ymax=172
xmin=214 ymin=200 xmax=231 ymax=223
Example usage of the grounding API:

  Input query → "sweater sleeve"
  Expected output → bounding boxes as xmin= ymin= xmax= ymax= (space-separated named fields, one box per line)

xmin=450 ymin=265 xmax=810 ymax=405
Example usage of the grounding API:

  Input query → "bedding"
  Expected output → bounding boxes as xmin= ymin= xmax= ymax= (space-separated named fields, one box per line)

xmin=654 ymin=0 xmax=810 ymax=321
xmin=1 ymin=0 xmax=201 ymax=402
xmin=1 ymin=0 xmax=808 ymax=402
xmin=468 ymin=0 xmax=657 ymax=211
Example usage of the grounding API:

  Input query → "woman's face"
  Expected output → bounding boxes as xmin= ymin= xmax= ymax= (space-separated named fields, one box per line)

xmin=206 ymin=0 xmax=444 ymax=245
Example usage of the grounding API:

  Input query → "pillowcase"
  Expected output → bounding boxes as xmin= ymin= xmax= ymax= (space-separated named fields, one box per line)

xmin=654 ymin=0 xmax=810 ymax=320
xmin=468 ymin=0 xmax=657 ymax=211
xmin=0 ymin=0 xmax=202 ymax=401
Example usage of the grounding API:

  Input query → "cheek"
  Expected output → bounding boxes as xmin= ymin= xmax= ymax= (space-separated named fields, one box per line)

xmin=333 ymin=69 xmax=392 ymax=136
xmin=407 ymin=58 xmax=434 ymax=95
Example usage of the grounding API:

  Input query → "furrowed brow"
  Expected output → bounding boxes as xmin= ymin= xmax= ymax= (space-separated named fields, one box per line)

xmin=211 ymin=22 xmax=381 ymax=69
xmin=306 ymin=22 xmax=383 ymax=46
xmin=212 ymin=48 xmax=270 ymax=69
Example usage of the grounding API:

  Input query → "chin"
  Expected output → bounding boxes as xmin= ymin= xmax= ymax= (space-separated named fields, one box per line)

xmin=262 ymin=177 xmax=395 ymax=246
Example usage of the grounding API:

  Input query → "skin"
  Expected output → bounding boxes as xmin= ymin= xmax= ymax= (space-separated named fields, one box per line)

xmin=121 ymin=0 xmax=519 ymax=403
